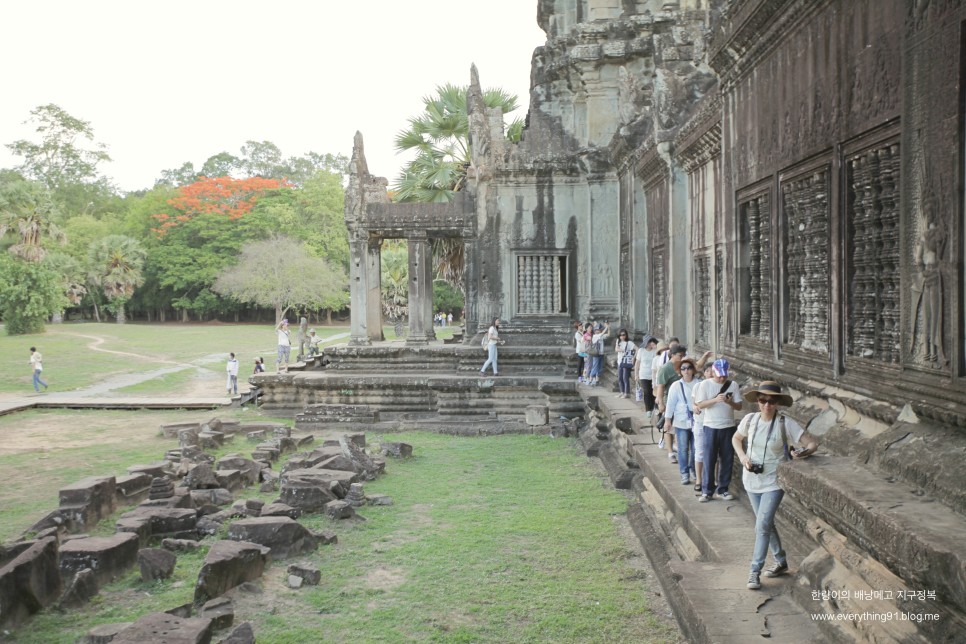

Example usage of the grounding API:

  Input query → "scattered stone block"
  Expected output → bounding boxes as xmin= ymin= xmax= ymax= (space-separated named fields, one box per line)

xmin=0 ymin=537 xmax=61 ymax=629
xmin=316 ymin=454 xmax=362 ymax=473
xmin=82 ymin=622 xmax=133 ymax=644
xmin=345 ymin=483 xmax=366 ymax=508
xmin=163 ymin=538 xmax=201 ymax=553
xmin=259 ymin=480 xmax=278 ymax=493
xmin=194 ymin=540 xmax=270 ymax=605
xmin=161 ymin=422 xmax=201 ymax=440
xmin=138 ymin=548 xmax=177 ymax=581
xmin=214 ymin=470 xmax=244 ymax=492
xmin=219 ymin=621 xmax=255 ymax=644
xmin=128 ymin=461 xmax=171 ymax=478
xmin=113 ymin=613 xmax=213 ymax=644
xmin=190 ymin=488 xmax=233 ymax=507
xmin=165 ymin=601 xmax=193 ymax=618
xmin=367 ymin=494 xmax=394 ymax=506
xmin=287 ymin=563 xmax=320 ymax=586
xmin=525 ymin=405 xmax=549 ymax=426
xmin=199 ymin=430 xmax=225 ymax=449
xmin=278 ymin=470 xmax=339 ymax=511
xmin=226 ymin=517 xmax=318 ymax=559
xmin=315 ymin=530 xmax=337 ymax=545
xmin=59 ymin=533 xmax=139 ymax=588
xmin=246 ymin=430 xmax=266 ymax=442
xmin=296 ymin=435 xmax=315 ymax=448
xmin=178 ymin=427 xmax=201 ymax=449
xmin=260 ymin=502 xmax=300 ymax=519
xmin=339 ymin=435 xmax=377 ymax=480
xmin=380 ymin=441 xmax=413 ymax=458
xmin=245 ymin=499 xmax=264 ymax=514
xmin=199 ymin=596 xmax=234 ymax=630
xmin=215 ymin=456 xmax=260 ymax=486
xmin=119 ymin=507 xmax=197 ymax=541
xmin=149 ymin=476 xmax=176 ymax=501
xmin=59 ymin=476 xmax=117 ymax=532
xmin=196 ymin=517 xmax=221 ymax=536
xmin=115 ymin=473 xmax=153 ymax=504
xmin=185 ymin=463 xmax=220 ymax=490
xmin=58 ymin=567 xmax=98 ymax=609
xmin=323 ymin=500 xmax=355 ymax=520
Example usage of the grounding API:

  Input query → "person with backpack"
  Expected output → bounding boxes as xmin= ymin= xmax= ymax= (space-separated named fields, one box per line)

xmin=732 ymin=380 xmax=818 ymax=590
xmin=665 ymin=357 xmax=699 ymax=485
xmin=479 ymin=318 xmax=505 ymax=376
xmin=587 ymin=322 xmax=611 ymax=386
xmin=614 ymin=328 xmax=637 ymax=398
xmin=694 ymin=358 xmax=742 ymax=502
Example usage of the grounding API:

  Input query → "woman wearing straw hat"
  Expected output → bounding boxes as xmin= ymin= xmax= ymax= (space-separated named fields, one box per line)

xmin=732 ymin=381 xmax=818 ymax=591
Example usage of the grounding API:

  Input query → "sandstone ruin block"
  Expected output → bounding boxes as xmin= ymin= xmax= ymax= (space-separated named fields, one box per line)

xmin=199 ymin=596 xmax=234 ymax=630
xmin=190 ymin=488 xmax=233 ymax=507
xmin=82 ymin=622 xmax=133 ymax=644
xmin=215 ymin=456 xmax=260 ymax=486
xmin=160 ymin=422 xmax=201 ymax=440
xmin=59 ymin=476 xmax=117 ymax=532
xmin=115 ymin=473 xmax=153 ymax=505
xmin=379 ymin=441 xmax=413 ymax=458
xmin=59 ymin=533 xmax=139 ymax=588
xmin=194 ymin=540 xmax=270 ymax=605
xmin=220 ymin=621 xmax=255 ymax=644
xmin=128 ymin=461 xmax=171 ymax=479
xmin=226 ymin=516 xmax=317 ymax=559
xmin=138 ymin=548 xmax=177 ymax=581
xmin=117 ymin=507 xmax=198 ymax=544
xmin=185 ymin=463 xmax=220 ymax=490
xmin=113 ymin=612 xmax=213 ymax=644
xmin=525 ymin=405 xmax=549 ymax=427
xmin=260 ymin=502 xmax=300 ymax=519
xmin=287 ymin=563 xmax=320 ymax=586
xmin=278 ymin=470 xmax=339 ymax=511
xmin=323 ymin=500 xmax=355 ymax=520
xmin=367 ymin=494 xmax=394 ymax=506
xmin=0 ymin=537 xmax=61 ymax=629
xmin=163 ymin=538 xmax=201 ymax=553
xmin=58 ymin=567 xmax=99 ymax=609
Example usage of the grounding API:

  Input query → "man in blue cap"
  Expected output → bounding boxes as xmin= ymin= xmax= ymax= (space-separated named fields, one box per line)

xmin=693 ymin=358 xmax=742 ymax=502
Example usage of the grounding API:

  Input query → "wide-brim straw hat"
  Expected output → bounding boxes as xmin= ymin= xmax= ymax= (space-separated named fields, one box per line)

xmin=742 ymin=381 xmax=794 ymax=407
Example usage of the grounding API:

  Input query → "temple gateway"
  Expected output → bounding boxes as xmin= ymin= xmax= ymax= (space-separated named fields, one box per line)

xmin=337 ymin=0 xmax=966 ymax=640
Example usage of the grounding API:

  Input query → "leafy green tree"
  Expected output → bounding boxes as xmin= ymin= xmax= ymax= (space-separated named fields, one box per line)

xmin=433 ymin=280 xmax=464 ymax=318
xmin=5 ymin=104 xmax=111 ymax=192
xmin=87 ymin=235 xmax=146 ymax=323
xmin=155 ymin=162 xmax=199 ymax=188
xmin=0 ymin=179 xmax=65 ymax=262
xmin=200 ymin=152 xmax=241 ymax=178
xmin=45 ymin=251 xmax=87 ymax=323
xmin=213 ymin=236 xmax=347 ymax=324
xmin=380 ymin=244 xmax=409 ymax=319
xmin=0 ymin=254 xmax=65 ymax=334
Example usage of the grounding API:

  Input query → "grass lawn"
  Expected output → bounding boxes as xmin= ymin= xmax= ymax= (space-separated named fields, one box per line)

xmin=11 ymin=430 xmax=677 ymax=643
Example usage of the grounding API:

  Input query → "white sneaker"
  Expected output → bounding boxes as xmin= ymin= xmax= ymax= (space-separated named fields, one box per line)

xmin=646 ymin=411 xmax=652 ymax=418
xmin=658 ymin=437 xmax=665 ymax=449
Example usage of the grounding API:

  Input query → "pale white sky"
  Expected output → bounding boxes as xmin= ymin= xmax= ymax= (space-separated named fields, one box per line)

xmin=0 ymin=1 xmax=546 ymax=192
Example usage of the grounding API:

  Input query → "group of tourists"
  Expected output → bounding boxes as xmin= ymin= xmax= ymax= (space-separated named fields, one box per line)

xmin=574 ymin=325 xmax=820 ymax=591
xmin=434 ymin=311 xmax=454 ymax=327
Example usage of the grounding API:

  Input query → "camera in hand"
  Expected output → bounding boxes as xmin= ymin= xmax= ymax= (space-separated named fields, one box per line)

xmin=748 ymin=461 xmax=764 ymax=474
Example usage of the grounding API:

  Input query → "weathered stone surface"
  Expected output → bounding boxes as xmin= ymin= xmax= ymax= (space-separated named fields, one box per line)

xmin=286 ymin=563 xmax=320 ymax=585
xmin=323 ymin=500 xmax=354 ymax=520
xmin=194 ymin=540 xmax=270 ymax=604
xmin=149 ymin=476 xmax=176 ymax=501
xmin=166 ymin=601 xmax=193 ymax=618
xmin=58 ymin=567 xmax=98 ymax=609
xmin=138 ymin=548 xmax=177 ymax=581
xmin=246 ymin=430 xmax=266 ymax=442
xmin=190 ymin=488 xmax=233 ymax=507
xmin=259 ymin=480 xmax=278 ymax=493
xmin=218 ymin=621 xmax=255 ymax=644
xmin=287 ymin=574 xmax=303 ymax=588
xmin=278 ymin=470 xmax=339 ymax=511
xmin=118 ymin=507 xmax=197 ymax=541
xmin=161 ymin=421 xmax=201 ymax=439
xmin=344 ymin=483 xmax=366 ymax=508
xmin=115 ymin=473 xmax=153 ymax=504
xmin=260 ymin=502 xmax=301 ymax=519
xmin=82 ymin=621 xmax=133 ymax=644
xmin=315 ymin=454 xmax=361 ymax=473
xmin=0 ymin=537 xmax=61 ymax=628
xmin=59 ymin=533 xmax=139 ymax=588
xmin=163 ymin=538 xmax=202 ymax=552
xmin=226 ymin=517 xmax=317 ymax=558
xmin=525 ymin=405 xmax=549 ymax=426
xmin=379 ymin=441 xmax=413 ymax=458
xmin=367 ymin=494 xmax=394 ymax=506
xmin=185 ymin=463 xmax=220 ymax=490
xmin=59 ymin=476 xmax=117 ymax=531
xmin=128 ymin=461 xmax=171 ymax=478
xmin=114 ymin=613 xmax=213 ymax=644
xmin=199 ymin=596 xmax=234 ymax=630
xmin=215 ymin=456 xmax=260 ymax=486
xmin=340 ymin=435 xmax=377 ymax=480
xmin=214 ymin=469 xmax=244 ymax=491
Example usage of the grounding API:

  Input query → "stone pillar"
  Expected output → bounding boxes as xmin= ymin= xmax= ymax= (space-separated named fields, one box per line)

xmin=365 ymin=237 xmax=384 ymax=342
xmin=406 ymin=234 xmax=435 ymax=345
xmin=348 ymin=232 xmax=371 ymax=345
xmin=463 ymin=237 xmax=479 ymax=343
xmin=666 ymin=154 xmax=690 ymax=339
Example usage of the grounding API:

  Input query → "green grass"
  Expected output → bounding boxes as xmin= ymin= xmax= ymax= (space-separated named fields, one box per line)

xmin=0 ymin=323 xmax=349 ymax=393
xmin=13 ymin=432 xmax=676 ymax=643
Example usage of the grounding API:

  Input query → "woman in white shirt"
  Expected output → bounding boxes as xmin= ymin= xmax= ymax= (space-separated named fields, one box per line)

xmin=479 ymin=318 xmax=504 ymax=376
xmin=614 ymin=328 xmax=637 ymax=398
xmin=665 ymin=358 xmax=698 ymax=485
xmin=732 ymin=381 xmax=818 ymax=591
xmin=634 ymin=336 xmax=658 ymax=414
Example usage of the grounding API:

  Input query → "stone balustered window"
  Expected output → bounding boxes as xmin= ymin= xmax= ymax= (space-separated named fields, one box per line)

xmin=738 ymin=193 xmax=771 ymax=342
xmin=715 ymin=248 xmax=725 ymax=341
xmin=694 ymin=255 xmax=711 ymax=347
xmin=781 ymin=169 xmax=830 ymax=353
xmin=846 ymin=142 xmax=900 ymax=363
xmin=516 ymin=254 xmax=569 ymax=315
xmin=651 ymin=248 xmax=667 ymax=336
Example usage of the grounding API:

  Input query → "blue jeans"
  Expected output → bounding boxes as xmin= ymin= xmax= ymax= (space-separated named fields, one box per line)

xmin=676 ymin=427 xmax=695 ymax=479
xmin=589 ymin=355 xmax=604 ymax=379
xmin=481 ymin=343 xmax=498 ymax=374
xmin=747 ymin=489 xmax=786 ymax=572
xmin=702 ymin=425 xmax=737 ymax=495
xmin=618 ymin=364 xmax=634 ymax=393
xmin=33 ymin=369 xmax=47 ymax=392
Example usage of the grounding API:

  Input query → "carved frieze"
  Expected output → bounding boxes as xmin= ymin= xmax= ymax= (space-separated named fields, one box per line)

xmin=846 ymin=142 xmax=900 ymax=364
xmin=695 ymin=255 xmax=711 ymax=348
xmin=782 ymin=168 xmax=829 ymax=354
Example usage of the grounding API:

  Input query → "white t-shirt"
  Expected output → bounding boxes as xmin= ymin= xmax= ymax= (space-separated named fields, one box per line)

xmin=226 ymin=359 xmax=239 ymax=376
xmin=737 ymin=412 xmax=805 ymax=493
xmin=616 ymin=340 xmax=637 ymax=366
xmin=665 ymin=378 xmax=698 ymax=429
xmin=636 ymin=347 xmax=657 ymax=379
xmin=694 ymin=378 xmax=740 ymax=428
xmin=574 ymin=330 xmax=585 ymax=354
xmin=277 ymin=329 xmax=290 ymax=347
xmin=487 ymin=325 xmax=499 ymax=345
xmin=30 ymin=352 xmax=43 ymax=371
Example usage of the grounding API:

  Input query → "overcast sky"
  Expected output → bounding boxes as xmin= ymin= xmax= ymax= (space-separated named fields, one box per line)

xmin=0 ymin=1 xmax=546 ymax=193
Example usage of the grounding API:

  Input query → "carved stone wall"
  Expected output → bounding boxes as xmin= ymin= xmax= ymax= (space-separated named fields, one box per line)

xmin=737 ymin=192 xmax=771 ymax=344
xmin=694 ymin=254 xmax=711 ymax=348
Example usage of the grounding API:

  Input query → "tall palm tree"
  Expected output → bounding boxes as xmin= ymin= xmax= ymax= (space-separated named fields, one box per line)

xmin=393 ymin=84 xmax=522 ymax=286
xmin=0 ymin=180 xmax=65 ymax=262
xmin=88 ymin=235 xmax=145 ymax=324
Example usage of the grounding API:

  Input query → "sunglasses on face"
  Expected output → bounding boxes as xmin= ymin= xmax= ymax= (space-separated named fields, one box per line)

xmin=757 ymin=397 xmax=777 ymax=405
xmin=680 ymin=365 xmax=694 ymax=371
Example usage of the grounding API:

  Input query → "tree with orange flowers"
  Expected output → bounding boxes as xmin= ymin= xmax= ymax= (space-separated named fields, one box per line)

xmin=151 ymin=176 xmax=289 ymax=236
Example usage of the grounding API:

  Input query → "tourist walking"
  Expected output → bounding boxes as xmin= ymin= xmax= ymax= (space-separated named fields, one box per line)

xmin=615 ymin=328 xmax=637 ymax=398
xmin=655 ymin=344 xmax=687 ymax=462
xmin=665 ymin=357 xmax=698 ymax=485
xmin=226 ymin=352 xmax=239 ymax=395
xmin=691 ymin=362 xmax=714 ymax=493
xmin=275 ymin=319 xmax=291 ymax=373
xmin=29 ymin=347 xmax=48 ymax=393
xmin=634 ymin=335 xmax=659 ymax=415
xmin=588 ymin=322 xmax=611 ymax=386
xmin=479 ymin=318 xmax=504 ymax=376
xmin=732 ymin=380 xmax=818 ymax=590
xmin=694 ymin=358 xmax=742 ymax=502
xmin=580 ymin=322 xmax=594 ymax=382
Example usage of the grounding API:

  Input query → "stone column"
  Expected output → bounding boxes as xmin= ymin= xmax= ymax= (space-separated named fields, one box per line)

xmin=348 ymin=231 xmax=371 ymax=345
xmin=406 ymin=234 xmax=436 ymax=345
xmin=462 ymin=237 xmax=479 ymax=343
xmin=365 ymin=237 xmax=384 ymax=342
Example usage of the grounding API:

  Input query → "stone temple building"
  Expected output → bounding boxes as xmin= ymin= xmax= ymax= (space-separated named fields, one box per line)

xmin=339 ymin=0 xmax=966 ymax=640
